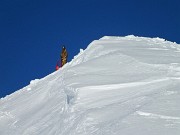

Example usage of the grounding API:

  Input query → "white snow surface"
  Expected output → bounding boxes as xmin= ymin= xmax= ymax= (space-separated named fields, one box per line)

xmin=1 ymin=35 xmax=180 ymax=135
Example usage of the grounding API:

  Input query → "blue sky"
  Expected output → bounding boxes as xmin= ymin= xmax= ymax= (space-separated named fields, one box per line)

xmin=0 ymin=0 xmax=180 ymax=98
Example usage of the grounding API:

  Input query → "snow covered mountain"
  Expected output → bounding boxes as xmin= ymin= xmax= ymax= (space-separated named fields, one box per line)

xmin=1 ymin=35 xmax=180 ymax=135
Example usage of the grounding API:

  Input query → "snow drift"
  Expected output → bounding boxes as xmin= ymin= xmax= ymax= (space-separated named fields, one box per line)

xmin=0 ymin=35 xmax=180 ymax=135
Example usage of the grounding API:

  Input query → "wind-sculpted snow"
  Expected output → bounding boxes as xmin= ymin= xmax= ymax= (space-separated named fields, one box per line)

xmin=0 ymin=35 xmax=180 ymax=135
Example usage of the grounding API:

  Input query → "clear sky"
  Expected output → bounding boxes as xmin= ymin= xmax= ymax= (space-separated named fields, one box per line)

xmin=0 ymin=0 xmax=180 ymax=98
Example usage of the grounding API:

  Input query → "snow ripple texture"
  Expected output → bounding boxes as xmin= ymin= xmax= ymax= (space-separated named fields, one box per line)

xmin=0 ymin=35 xmax=180 ymax=135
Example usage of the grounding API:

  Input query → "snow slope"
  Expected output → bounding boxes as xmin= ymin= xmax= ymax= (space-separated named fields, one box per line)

xmin=1 ymin=35 xmax=180 ymax=135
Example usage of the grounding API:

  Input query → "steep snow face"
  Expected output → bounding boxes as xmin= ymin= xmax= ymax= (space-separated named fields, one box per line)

xmin=1 ymin=35 xmax=180 ymax=135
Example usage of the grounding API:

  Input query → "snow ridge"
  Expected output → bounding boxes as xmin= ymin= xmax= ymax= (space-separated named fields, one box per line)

xmin=1 ymin=36 xmax=180 ymax=135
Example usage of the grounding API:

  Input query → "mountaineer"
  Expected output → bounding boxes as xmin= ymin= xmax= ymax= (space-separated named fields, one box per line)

xmin=55 ymin=46 xmax=68 ymax=70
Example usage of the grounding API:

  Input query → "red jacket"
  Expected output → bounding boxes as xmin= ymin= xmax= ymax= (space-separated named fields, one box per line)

xmin=55 ymin=64 xmax=60 ymax=71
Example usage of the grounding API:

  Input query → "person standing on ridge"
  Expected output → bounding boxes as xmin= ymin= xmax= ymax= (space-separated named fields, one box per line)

xmin=55 ymin=46 xmax=68 ymax=71
xmin=61 ymin=46 xmax=68 ymax=67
